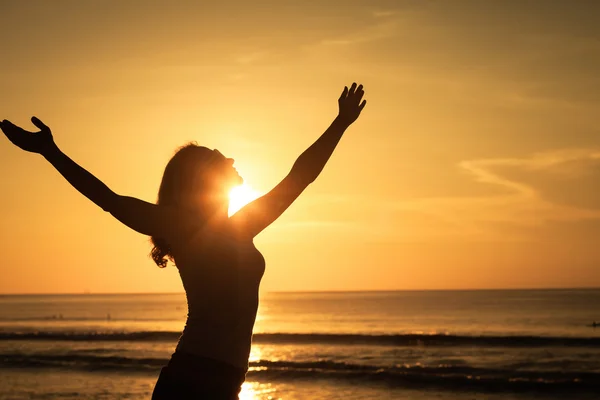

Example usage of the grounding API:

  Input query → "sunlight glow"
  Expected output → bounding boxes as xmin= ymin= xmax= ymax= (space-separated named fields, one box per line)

xmin=238 ymin=381 xmax=279 ymax=400
xmin=238 ymin=382 xmax=257 ymax=400
xmin=248 ymin=345 xmax=263 ymax=363
xmin=229 ymin=183 xmax=262 ymax=216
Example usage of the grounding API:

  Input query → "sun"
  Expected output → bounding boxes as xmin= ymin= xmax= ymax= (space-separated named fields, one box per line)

xmin=229 ymin=183 xmax=261 ymax=216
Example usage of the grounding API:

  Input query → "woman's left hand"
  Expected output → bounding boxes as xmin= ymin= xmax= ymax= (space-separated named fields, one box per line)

xmin=0 ymin=117 xmax=55 ymax=155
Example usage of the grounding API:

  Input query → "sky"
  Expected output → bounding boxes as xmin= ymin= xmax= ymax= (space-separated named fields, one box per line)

xmin=1 ymin=0 xmax=599 ymax=293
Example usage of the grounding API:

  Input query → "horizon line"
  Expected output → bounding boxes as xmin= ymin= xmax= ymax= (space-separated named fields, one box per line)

xmin=1 ymin=286 xmax=599 ymax=296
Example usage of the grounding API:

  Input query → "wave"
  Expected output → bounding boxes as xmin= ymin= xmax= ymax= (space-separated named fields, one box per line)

xmin=0 ymin=316 xmax=181 ymax=322
xmin=0 ymin=331 xmax=179 ymax=341
xmin=1 ymin=353 xmax=599 ymax=393
xmin=1 ymin=331 xmax=600 ymax=347
xmin=251 ymin=360 xmax=600 ymax=393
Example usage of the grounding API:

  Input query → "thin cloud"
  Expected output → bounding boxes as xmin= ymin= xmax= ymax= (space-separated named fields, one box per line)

xmin=281 ymin=149 xmax=600 ymax=242
xmin=392 ymin=149 xmax=600 ymax=240
xmin=372 ymin=10 xmax=397 ymax=18
xmin=319 ymin=18 xmax=399 ymax=47
xmin=235 ymin=50 xmax=269 ymax=65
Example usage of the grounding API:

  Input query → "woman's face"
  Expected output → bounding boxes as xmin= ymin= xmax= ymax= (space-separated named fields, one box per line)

xmin=191 ymin=149 xmax=243 ymax=201
xmin=211 ymin=149 xmax=244 ymax=189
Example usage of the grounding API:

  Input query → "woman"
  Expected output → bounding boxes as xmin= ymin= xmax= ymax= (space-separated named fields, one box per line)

xmin=1 ymin=83 xmax=366 ymax=399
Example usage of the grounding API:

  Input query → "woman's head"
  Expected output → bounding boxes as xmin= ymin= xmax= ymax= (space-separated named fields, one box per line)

xmin=150 ymin=142 xmax=243 ymax=267
xmin=156 ymin=143 xmax=242 ymax=209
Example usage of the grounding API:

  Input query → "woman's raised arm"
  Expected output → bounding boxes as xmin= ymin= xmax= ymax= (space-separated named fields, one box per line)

xmin=1 ymin=117 xmax=186 ymax=239
xmin=230 ymin=83 xmax=366 ymax=238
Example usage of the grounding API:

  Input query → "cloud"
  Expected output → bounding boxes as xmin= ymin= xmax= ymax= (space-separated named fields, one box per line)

xmin=372 ymin=10 xmax=396 ymax=18
xmin=460 ymin=148 xmax=600 ymax=198
xmin=389 ymin=148 xmax=600 ymax=241
xmin=458 ymin=158 xmax=537 ymax=198
xmin=261 ymin=148 xmax=600 ymax=244
xmin=318 ymin=17 xmax=400 ymax=47
xmin=235 ymin=50 xmax=269 ymax=65
xmin=488 ymin=149 xmax=600 ymax=210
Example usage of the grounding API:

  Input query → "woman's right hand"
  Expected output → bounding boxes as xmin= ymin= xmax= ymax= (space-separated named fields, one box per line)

xmin=337 ymin=82 xmax=367 ymax=126
xmin=0 ymin=116 xmax=55 ymax=155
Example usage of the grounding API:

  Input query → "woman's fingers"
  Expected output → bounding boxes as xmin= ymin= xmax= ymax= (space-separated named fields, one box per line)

xmin=2 ymin=120 xmax=32 ymax=135
xmin=1 ymin=121 xmax=22 ymax=142
xmin=1 ymin=119 xmax=16 ymax=130
xmin=31 ymin=116 xmax=49 ymax=131
xmin=355 ymin=88 xmax=365 ymax=104
xmin=342 ymin=83 xmax=364 ymax=102
xmin=348 ymin=82 xmax=358 ymax=96
xmin=339 ymin=86 xmax=349 ymax=101
xmin=339 ymin=83 xmax=366 ymax=122
xmin=1 ymin=121 xmax=22 ymax=145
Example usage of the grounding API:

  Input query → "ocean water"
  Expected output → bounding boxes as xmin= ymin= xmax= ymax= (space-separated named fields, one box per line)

xmin=0 ymin=290 xmax=599 ymax=399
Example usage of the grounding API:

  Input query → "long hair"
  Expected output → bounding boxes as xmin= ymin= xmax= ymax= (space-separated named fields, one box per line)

xmin=150 ymin=142 xmax=216 ymax=268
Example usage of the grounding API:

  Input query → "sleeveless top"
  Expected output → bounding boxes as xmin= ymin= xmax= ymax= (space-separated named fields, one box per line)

xmin=173 ymin=228 xmax=266 ymax=370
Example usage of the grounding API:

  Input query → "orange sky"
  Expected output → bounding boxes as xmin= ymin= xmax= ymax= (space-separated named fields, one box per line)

xmin=1 ymin=1 xmax=600 ymax=293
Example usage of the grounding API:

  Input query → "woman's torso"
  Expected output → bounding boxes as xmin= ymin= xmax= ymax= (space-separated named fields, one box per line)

xmin=171 ymin=224 xmax=266 ymax=369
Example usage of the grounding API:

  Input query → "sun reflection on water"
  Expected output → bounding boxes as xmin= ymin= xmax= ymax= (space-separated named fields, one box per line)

xmin=239 ymin=381 xmax=280 ymax=400
xmin=248 ymin=344 xmax=263 ymax=363
xmin=240 ymin=346 xmax=283 ymax=399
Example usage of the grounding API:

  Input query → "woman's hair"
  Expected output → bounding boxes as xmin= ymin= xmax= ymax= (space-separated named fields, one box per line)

xmin=150 ymin=142 xmax=215 ymax=268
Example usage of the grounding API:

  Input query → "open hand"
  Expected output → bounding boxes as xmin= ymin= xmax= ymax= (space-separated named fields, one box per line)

xmin=338 ymin=83 xmax=367 ymax=126
xmin=0 ymin=117 xmax=55 ymax=154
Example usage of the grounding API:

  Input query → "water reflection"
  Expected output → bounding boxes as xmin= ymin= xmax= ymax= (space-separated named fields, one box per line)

xmin=248 ymin=344 xmax=263 ymax=363
xmin=239 ymin=381 xmax=279 ymax=400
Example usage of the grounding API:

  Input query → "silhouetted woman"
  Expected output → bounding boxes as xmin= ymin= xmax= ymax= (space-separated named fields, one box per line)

xmin=1 ymin=83 xmax=366 ymax=399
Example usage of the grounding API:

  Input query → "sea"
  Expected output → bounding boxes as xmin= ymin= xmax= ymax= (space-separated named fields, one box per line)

xmin=0 ymin=289 xmax=599 ymax=399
